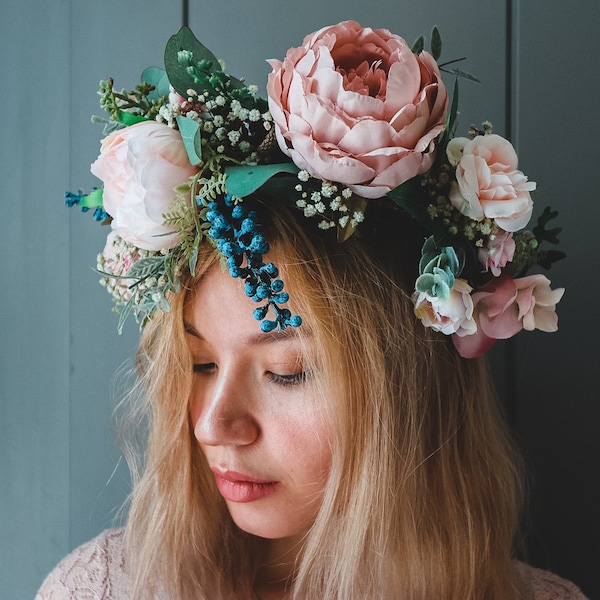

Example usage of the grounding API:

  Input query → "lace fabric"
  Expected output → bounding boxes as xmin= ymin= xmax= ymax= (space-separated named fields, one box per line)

xmin=36 ymin=528 xmax=588 ymax=599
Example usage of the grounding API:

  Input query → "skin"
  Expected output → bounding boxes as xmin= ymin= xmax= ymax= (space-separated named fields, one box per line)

xmin=184 ymin=264 xmax=332 ymax=595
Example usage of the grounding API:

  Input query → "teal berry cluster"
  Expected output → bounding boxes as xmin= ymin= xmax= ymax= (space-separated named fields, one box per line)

xmin=206 ymin=194 xmax=302 ymax=332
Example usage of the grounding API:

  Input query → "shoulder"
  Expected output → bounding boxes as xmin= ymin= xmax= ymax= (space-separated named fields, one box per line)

xmin=35 ymin=528 xmax=130 ymax=599
xmin=517 ymin=562 xmax=588 ymax=600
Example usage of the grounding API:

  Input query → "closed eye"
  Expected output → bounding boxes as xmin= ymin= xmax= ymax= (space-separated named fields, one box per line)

xmin=266 ymin=371 xmax=309 ymax=387
xmin=193 ymin=363 xmax=216 ymax=374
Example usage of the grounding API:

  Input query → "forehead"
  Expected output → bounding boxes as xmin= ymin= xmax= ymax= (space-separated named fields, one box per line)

xmin=183 ymin=264 xmax=310 ymax=348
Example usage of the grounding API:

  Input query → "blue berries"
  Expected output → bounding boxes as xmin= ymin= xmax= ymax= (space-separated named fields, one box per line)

xmin=206 ymin=194 xmax=302 ymax=331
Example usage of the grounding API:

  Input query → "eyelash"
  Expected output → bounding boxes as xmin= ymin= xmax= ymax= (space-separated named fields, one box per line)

xmin=192 ymin=364 xmax=308 ymax=387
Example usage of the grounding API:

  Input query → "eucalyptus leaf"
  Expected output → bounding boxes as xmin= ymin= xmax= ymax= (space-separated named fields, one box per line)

xmin=164 ymin=26 xmax=222 ymax=97
xmin=142 ymin=66 xmax=170 ymax=100
xmin=431 ymin=26 xmax=442 ymax=61
xmin=225 ymin=163 xmax=299 ymax=198
xmin=411 ymin=35 xmax=425 ymax=55
xmin=176 ymin=115 xmax=203 ymax=166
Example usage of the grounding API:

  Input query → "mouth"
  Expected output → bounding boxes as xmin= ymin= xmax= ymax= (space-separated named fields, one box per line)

xmin=211 ymin=468 xmax=279 ymax=503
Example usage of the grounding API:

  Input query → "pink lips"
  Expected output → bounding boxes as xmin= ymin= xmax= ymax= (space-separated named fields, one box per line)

xmin=212 ymin=468 xmax=279 ymax=503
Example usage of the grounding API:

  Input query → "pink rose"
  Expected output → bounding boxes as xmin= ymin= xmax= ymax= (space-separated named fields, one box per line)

xmin=478 ymin=229 xmax=515 ymax=276
xmin=514 ymin=274 xmax=565 ymax=332
xmin=451 ymin=273 xmax=564 ymax=358
xmin=91 ymin=121 xmax=198 ymax=251
xmin=267 ymin=20 xmax=448 ymax=199
xmin=449 ymin=134 xmax=535 ymax=232
xmin=413 ymin=279 xmax=477 ymax=336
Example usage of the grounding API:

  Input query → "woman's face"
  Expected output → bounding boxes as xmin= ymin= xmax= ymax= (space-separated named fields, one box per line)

xmin=185 ymin=264 xmax=332 ymax=541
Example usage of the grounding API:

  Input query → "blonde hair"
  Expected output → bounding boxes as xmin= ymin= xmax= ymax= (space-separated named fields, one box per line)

xmin=121 ymin=200 xmax=525 ymax=599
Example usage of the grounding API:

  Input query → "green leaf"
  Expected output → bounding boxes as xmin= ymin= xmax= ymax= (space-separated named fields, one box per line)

xmin=164 ymin=26 xmax=222 ymax=97
xmin=431 ymin=26 xmax=442 ymax=61
xmin=225 ymin=163 xmax=299 ymax=197
xmin=411 ymin=35 xmax=424 ymax=55
xmin=118 ymin=111 xmax=149 ymax=126
xmin=442 ymin=67 xmax=480 ymax=83
xmin=176 ymin=115 xmax=203 ymax=166
xmin=79 ymin=188 xmax=104 ymax=209
xmin=387 ymin=178 xmax=433 ymax=231
xmin=142 ymin=66 xmax=170 ymax=100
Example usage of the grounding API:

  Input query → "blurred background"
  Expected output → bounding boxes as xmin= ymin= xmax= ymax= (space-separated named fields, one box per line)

xmin=1 ymin=0 xmax=598 ymax=597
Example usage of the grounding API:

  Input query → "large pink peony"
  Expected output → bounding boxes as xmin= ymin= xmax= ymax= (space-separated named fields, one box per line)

xmin=452 ymin=273 xmax=564 ymax=358
xmin=267 ymin=20 xmax=448 ymax=199
xmin=448 ymin=134 xmax=535 ymax=232
xmin=91 ymin=121 xmax=198 ymax=251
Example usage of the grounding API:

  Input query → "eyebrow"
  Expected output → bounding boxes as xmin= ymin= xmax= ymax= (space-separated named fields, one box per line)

xmin=183 ymin=321 xmax=310 ymax=346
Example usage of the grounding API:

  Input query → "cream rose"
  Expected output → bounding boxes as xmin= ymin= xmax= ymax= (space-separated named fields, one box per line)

xmin=449 ymin=134 xmax=535 ymax=232
xmin=413 ymin=278 xmax=477 ymax=336
xmin=267 ymin=20 xmax=448 ymax=199
xmin=91 ymin=121 xmax=198 ymax=251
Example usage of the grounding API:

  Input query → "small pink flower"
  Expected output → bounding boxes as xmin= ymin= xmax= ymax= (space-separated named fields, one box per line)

xmin=413 ymin=279 xmax=477 ymax=336
xmin=267 ymin=20 xmax=448 ymax=199
xmin=451 ymin=273 xmax=564 ymax=358
xmin=449 ymin=134 xmax=535 ymax=232
xmin=478 ymin=229 xmax=515 ymax=276
xmin=514 ymin=274 xmax=565 ymax=332
xmin=91 ymin=121 xmax=198 ymax=251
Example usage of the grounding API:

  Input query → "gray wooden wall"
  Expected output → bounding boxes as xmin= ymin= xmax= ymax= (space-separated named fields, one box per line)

xmin=1 ymin=1 xmax=597 ymax=598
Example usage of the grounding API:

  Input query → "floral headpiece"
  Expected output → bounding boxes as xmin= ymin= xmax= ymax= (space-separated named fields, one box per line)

xmin=68 ymin=21 xmax=565 ymax=358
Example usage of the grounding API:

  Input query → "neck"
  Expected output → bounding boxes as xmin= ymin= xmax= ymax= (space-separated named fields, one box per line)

xmin=254 ymin=535 xmax=304 ymax=599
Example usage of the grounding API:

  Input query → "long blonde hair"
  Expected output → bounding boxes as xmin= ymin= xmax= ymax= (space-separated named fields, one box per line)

xmin=121 ymin=199 xmax=525 ymax=599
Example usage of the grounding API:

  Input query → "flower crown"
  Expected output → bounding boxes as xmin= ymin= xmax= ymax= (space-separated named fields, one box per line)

xmin=68 ymin=21 xmax=565 ymax=358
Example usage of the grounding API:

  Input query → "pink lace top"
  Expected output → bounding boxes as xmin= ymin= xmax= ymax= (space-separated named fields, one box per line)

xmin=36 ymin=529 xmax=588 ymax=599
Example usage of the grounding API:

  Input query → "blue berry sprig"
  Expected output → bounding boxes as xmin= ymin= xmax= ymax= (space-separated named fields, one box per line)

xmin=205 ymin=194 xmax=302 ymax=332
xmin=65 ymin=189 xmax=109 ymax=222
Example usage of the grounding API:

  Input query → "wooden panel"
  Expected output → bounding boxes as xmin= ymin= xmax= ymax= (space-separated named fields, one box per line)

xmin=0 ymin=1 xmax=182 ymax=597
xmin=0 ymin=1 xmax=71 ymax=596
xmin=512 ymin=1 xmax=599 ymax=596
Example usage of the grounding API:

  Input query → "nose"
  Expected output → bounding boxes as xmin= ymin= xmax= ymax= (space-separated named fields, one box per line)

xmin=191 ymin=367 xmax=260 ymax=447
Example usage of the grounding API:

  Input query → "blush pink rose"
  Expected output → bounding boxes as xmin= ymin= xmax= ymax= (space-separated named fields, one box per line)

xmin=267 ymin=20 xmax=448 ymax=199
xmin=451 ymin=273 xmax=564 ymax=358
xmin=514 ymin=274 xmax=565 ymax=332
xmin=449 ymin=134 xmax=535 ymax=232
xmin=91 ymin=121 xmax=198 ymax=251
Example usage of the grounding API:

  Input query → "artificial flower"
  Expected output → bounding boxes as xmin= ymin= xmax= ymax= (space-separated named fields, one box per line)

xmin=267 ymin=20 xmax=448 ymax=199
xmin=514 ymin=274 xmax=564 ymax=332
xmin=452 ymin=273 xmax=564 ymax=357
xmin=449 ymin=134 xmax=535 ymax=232
xmin=413 ymin=278 xmax=477 ymax=336
xmin=478 ymin=229 xmax=515 ymax=276
xmin=91 ymin=120 xmax=199 ymax=251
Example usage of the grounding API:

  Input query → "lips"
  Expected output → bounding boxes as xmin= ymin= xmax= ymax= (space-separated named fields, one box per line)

xmin=211 ymin=468 xmax=279 ymax=503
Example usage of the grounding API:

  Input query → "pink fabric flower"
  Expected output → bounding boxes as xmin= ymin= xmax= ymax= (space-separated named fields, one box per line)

xmin=514 ymin=274 xmax=565 ymax=332
xmin=267 ymin=20 xmax=448 ymax=199
xmin=91 ymin=121 xmax=198 ymax=251
xmin=478 ymin=229 xmax=515 ymax=276
xmin=451 ymin=273 xmax=564 ymax=358
xmin=449 ymin=134 xmax=535 ymax=232
xmin=413 ymin=279 xmax=477 ymax=336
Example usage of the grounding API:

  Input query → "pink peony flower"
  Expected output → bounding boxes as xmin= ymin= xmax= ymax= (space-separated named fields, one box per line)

xmin=267 ymin=20 xmax=448 ymax=199
xmin=413 ymin=278 xmax=477 ymax=336
xmin=451 ymin=273 xmax=564 ymax=358
xmin=478 ymin=229 xmax=515 ymax=276
xmin=91 ymin=121 xmax=198 ymax=251
xmin=449 ymin=134 xmax=535 ymax=232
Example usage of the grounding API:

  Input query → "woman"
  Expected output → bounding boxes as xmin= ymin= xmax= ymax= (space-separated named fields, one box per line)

xmin=38 ymin=21 xmax=583 ymax=599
